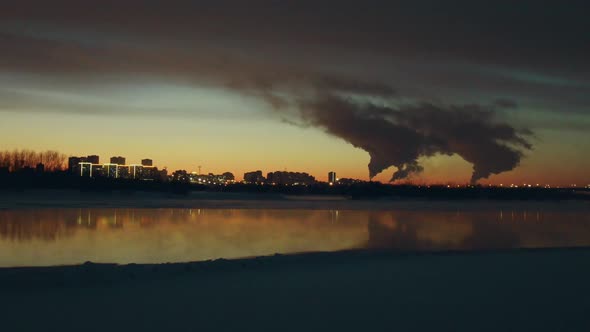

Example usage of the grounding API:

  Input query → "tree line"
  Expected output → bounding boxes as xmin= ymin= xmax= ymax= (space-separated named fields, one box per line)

xmin=0 ymin=149 xmax=67 ymax=172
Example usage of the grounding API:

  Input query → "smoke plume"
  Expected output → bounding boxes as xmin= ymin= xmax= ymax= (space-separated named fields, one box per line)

xmin=293 ymin=93 xmax=532 ymax=183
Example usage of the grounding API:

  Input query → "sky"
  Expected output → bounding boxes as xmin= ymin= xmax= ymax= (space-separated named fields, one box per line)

xmin=0 ymin=0 xmax=589 ymax=185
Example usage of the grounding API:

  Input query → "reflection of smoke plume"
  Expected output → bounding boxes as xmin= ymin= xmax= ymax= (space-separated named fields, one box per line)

xmin=293 ymin=93 xmax=532 ymax=183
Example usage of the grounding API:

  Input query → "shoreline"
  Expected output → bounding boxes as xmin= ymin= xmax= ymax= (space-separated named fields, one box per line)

xmin=1 ymin=246 xmax=590 ymax=291
xmin=2 ymin=189 xmax=590 ymax=211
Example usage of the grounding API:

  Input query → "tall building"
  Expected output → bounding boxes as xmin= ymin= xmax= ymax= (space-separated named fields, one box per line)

xmin=328 ymin=171 xmax=336 ymax=184
xmin=79 ymin=162 xmax=93 ymax=177
xmin=68 ymin=155 xmax=101 ymax=176
xmin=86 ymin=155 xmax=100 ymax=164
xmin=103 ymin=163 xmax=118 ymax=178
xmin=141 ymin=159 xmax=153 ymax=166
xmin=110 ymin=156 xmax=126 ymax=165
xmin=118 ymin=165 xmax=130 ymax=179
xmin=141 ymin=166 xmax=158 ymax=180
xmin=91 ymin=164 xmax=104 ymax=177
xmin=68 ymin=157 xmax=82 ymax=172
xmin=129 ymin=164 xmax=143 ymax=179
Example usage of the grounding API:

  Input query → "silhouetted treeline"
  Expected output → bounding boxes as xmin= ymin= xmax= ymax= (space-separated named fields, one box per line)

xmin=0 ymin=149 xmax=67 ymax=172
xmin=0 ymin=171 xmax=183 ymax=193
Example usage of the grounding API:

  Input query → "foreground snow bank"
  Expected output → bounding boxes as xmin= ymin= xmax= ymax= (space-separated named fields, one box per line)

xmin=1 ymin=248 xmax=590 ymax=331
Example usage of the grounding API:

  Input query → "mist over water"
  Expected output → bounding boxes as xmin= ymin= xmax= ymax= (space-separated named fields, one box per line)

xmin=1 ymin=207 xmax=590 ymax=267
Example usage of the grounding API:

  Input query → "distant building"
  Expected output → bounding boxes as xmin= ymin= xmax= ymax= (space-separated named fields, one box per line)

xmin=243 ymin=170 xmax=266 ymax=184
xmin=173 ymin=170 xmax=190 ymax=183
xmin=110 ymin=156 xmax=126 ymax=165
xmin=141 ymin=159 xmax=153 ymax=166
xmin=141 ymin=166 xmax=158 ymax=180
xmin=337 ymin=178 xmax=366 ymax=185
xmin=128 ymin=165 xmax=143 ymax=179
xmin=68 ymin=157 xmax=82 ymax=173
xmin=86 ymin=155 xmax=100 ymax=164
xmin=79 ymin=162 xmax=93 ymax=177
xmin=266 ymin=171 xmax=315 ymax=185
xmin=103 ymin=163 xmax=118 ymax=178
xmin=118 ymin=165 xmax=130 ymax=179
xmin=328 ymin=171 xmax=336 ymax=184
xmin=187 ymin=172 xmax=234 ymax=185
xmin=91 ymin=164 xmax=103 ymax=177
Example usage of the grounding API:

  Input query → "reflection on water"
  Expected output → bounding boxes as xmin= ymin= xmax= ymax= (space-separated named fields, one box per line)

xmin=1 ymin=208 xmax=590 ymax=267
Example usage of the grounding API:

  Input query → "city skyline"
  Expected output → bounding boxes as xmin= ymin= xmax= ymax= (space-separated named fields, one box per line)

xmin=2 ymin=148 xmax=588 ymax=188
xmin=59 ymin=151 xmax=590 ymax=186
xmin=0 ymin=1 xmax=588 ymax=186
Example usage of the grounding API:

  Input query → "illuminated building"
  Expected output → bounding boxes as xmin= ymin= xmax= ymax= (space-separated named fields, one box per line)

xmin=91 ymin=164 xmax=103 ymax=177
xmin=141 ymin=159 xmax=153 ymax=166
xmin=118 ymin=165 xmax=130 ymax=179
xmin=129 ymin=164 xmax=143 ymax=179
xmin=141 ymin=166 xmax=158 ymax=180
xmin=103 ymin=163 xmax=118 ymax=178
xmin=328 ymin=171 xmax=336 ymax=184
xmin=79 ymin=162 xmax=92 ymax=177
xmin=110 ymin=156 xmax=126 ymax=165
xmin=70 ymin=155 xmax=100 ymax=174
xmin=186 ymin=172 xmax=233 ymax=185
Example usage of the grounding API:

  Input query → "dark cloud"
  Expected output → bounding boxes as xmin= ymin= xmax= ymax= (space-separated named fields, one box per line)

xmin=2 ymin=0 xmax=588 ymax=69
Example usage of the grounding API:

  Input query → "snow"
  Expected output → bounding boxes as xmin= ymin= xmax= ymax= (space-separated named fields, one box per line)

xmin=1 ymin=248 xmax=590 ymax=331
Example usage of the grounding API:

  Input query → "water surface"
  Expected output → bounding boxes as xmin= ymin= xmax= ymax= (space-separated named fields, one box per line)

xmin=1 ymin=208 xmax=590 ymax=267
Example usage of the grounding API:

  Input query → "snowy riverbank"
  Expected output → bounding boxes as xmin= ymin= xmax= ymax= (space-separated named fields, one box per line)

xmin=1 ymin=248 xmax=590 ymax=331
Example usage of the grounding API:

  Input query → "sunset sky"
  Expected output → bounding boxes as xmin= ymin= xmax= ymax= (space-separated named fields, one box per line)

xmin=1 ymin=1 xmax=588 ymax=185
